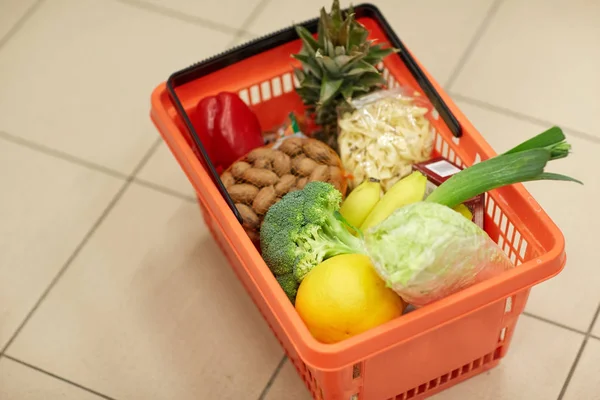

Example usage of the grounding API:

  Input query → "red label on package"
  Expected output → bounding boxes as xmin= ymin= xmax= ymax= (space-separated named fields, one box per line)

xmin=413 ymin=157 xmax=485 ymax=229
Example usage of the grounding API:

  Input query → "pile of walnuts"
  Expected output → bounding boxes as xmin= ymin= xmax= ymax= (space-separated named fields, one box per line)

xmin=220 ymin=137 xmax=346 ymax=245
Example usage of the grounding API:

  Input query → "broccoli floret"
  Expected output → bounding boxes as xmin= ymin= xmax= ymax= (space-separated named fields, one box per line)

xmin=260 ymin=181 xmax=365 ymax=303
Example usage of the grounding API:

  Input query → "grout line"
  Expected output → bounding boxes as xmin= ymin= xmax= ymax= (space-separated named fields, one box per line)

xmin=449 ymin=93 xmax=600 ymax=145
xmin=257 ymin=356 xmax=287 ymax=400
xmin=1 ymin=355 xmax=118 ymax=400
xmin=0 ymin=0 xmax=46 ymax=51
xmin=443 ymin=0 xmax=505 ymax=90
xmin=556 ymin=302 xmax=600 ymax=399
xmin=0 ymin=131 xmax=128 ymax=180
xmin=0 ymin=138 xmax=162 ymax=356
xmin=0 ymin=181 xmax=130 ymax=355
xmin=230 ymin=0 xmax=271 ymax=43
xmin=0 ymin=130 xmax=196 ymax=204
xmin=557 ymin=337 xmax=588 ymax=400
xmin=522 ymin=312 xmax=587 ymax=336
xmin=115 ymin=0 xmax=246 ymax=36
xmin=132 ymin=178 xmax=197 ymax=203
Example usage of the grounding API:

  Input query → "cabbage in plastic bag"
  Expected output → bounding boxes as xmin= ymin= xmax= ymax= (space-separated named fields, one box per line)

xmin=363 ymin=201 xmax=514 ymax=306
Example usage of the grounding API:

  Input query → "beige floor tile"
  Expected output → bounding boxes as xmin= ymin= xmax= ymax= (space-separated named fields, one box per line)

xmin=264 ymin=360 xmax=311 ymax=400
xmin=431 ymin=315 xmax=582 ymax=399
xmin=135 ymin=141 xmax=195 ymax=197
xmin=0 ymin=0 xmax=36 ymax=39
xmin=246 ymin=0 xmax=496 ymax=85
xmin=0 ymin=357 xmax=104 ymax=400
xmin=562 ymin=338 xmax=600 ymax=400
xmin=593 ymin=318 xmax=600 ymax=337
xmin=450 ymin=0 xmax=600 ymax=137
xmin=454 ymin=100 xmax=600 ymax=331
xmin=0 ymin=139 xmax=123 ymax=349
xmin=0 ymin=0 xmax=234 ymax=174
xmin=137 ymin=0 xmax=263 ymax=31
xmin=6 ymin=184 xmax=283 ymax=400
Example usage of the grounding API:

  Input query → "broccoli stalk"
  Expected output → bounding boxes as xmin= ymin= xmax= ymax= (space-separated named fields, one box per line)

xmin=260 ymin=181 xmax=365 ymax=303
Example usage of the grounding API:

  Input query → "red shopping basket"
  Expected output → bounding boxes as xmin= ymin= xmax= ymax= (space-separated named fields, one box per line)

xmin=150 ymin=4 xmax=566 ymax=399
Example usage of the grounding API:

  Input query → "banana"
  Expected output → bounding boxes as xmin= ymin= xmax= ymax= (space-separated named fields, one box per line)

xmin=339 ymin=178 xmax=382 ymax=230
xmin=453 ymin=204 xmax=473 ymax=220
xmin=360 ymin=171 xmax=428 ymax=231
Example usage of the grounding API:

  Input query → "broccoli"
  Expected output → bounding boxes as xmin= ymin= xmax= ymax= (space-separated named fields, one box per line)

xmin=260 ymin=181 xmax=365 ymax=303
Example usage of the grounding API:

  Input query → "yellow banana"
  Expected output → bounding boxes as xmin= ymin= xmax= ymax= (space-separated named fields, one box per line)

xmin=453 ymin=204 xmax=473 ymax=220
xmin=339 ymin=178 xmax=382 ymax=230
xmin=360 ymin=171 xmax=427 ymax=231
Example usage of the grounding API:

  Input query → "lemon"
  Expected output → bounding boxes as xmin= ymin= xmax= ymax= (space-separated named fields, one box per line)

xmin=295 ymin=254 xmax=405 ymax=344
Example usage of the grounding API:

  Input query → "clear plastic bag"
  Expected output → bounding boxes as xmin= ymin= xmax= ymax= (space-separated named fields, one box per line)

xmin=337 ymin=87 xmax=435 ymax=192
xmin=362 ymin=202 xmax=514 ymax=307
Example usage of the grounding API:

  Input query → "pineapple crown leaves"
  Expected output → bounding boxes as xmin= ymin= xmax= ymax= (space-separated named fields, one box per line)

xmin=292 ymin=0 xmax=398 ymax=128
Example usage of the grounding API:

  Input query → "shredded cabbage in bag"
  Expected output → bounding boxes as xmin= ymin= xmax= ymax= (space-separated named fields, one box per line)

xmin=363 ymin=202 xmax=514 ymax=306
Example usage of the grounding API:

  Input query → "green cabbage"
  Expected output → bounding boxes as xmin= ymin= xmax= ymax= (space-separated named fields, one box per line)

xmin=363 ymin=202 xmax=513 ymax=306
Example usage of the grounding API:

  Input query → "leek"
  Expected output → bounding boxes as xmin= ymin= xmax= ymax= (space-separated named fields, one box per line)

xmin=426 ymin=126 xmax=582 ymax=208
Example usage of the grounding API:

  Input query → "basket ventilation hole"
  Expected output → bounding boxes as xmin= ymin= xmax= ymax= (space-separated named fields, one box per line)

xmin=442 ymin=141 xmax=449 ymax=158
xmin=507 ymin=222 xmax=515 ymax=243
xmin=519 ymin=239 xmax=528 ymax=259
xmin=435 ymin=134 xmax=442 ymax=152
xmin=487 ymin=197 xmax=496 ymax=217
xmin=350 ymin=394 xmax=359 ymax=400
xmin=238 ymin=89 xmax=250 ymax=105
xmin=431 ymin=109 xmax=440 ymax=121
xmin=452 ymin=135 xmax=460 ymax=144
xmin=500 ymin=214 xmax=508 ymax=234
xmin=449 ymin=149 xmax=456 ymax=163
xmin=271 ymin=77 xmax=282 ymax=97
xmin=250 ymin=85 xmax=261 ymax=105
xmin=352 ymin=363 xmax=362 ymax=379
xmin=503 ymin=242 xmax=511 ymax=256
xmin=417 ymin=383 xmax=427 ymax=394
xmin=514 ymin=229 xmax=522 ymax=246
xmin=493 ymin=207 xmax=502 ymax=226
xmin=505 ymin=297 xmax=513 ymax=313
xmin=462 ymin=363 xmax=471 ymax=374
xmin=474 ymin=153 xmax=482 ymax=164
xmin=429 ymin=378 xmax=439 ymax=389
xmin=494 ymin=346 xmax=504 ymax=359
xmin=498 ymin=235 xmax=504 ymax=249
xmin=382 ymin=68 xmax=390 ymax=80
xmin=406 ymin=388 xmax=416 ymax=399
xmin=260 ymin=81 xmax=272 ymax=101
xmin=499 ymin=327 xmax=507 ymax=342
xmin=282 ymin=73 xmax=293 ymax=93
xmin=510 ymin=252 xmax=517 ymax=265
xmin=388 ymin=76 xmax=396 ymax=88
xmin=455 ymin=157 xmax=462 ymax=167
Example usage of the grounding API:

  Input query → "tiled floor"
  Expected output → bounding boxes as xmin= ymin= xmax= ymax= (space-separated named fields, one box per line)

xmin=0 ymin=0 xmax=598 ymax=399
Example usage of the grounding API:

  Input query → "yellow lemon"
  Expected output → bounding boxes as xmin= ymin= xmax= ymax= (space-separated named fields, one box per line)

xmin=295 ymin=254 xmax=405 ymax=344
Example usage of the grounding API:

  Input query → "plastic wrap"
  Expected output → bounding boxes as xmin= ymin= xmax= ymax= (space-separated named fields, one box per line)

xmin=337 ymin=88 xmax=435 ymax=192
xmin=363 ymin=202 xmax=514 ymax=307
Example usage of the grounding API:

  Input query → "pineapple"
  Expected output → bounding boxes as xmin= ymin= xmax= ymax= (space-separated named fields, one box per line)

xmin=293 ymin=0 xmax=397 ymax=149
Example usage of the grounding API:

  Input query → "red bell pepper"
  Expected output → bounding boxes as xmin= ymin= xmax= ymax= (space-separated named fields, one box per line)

xmin=193 ymin=92 xmax=264 ymax=170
